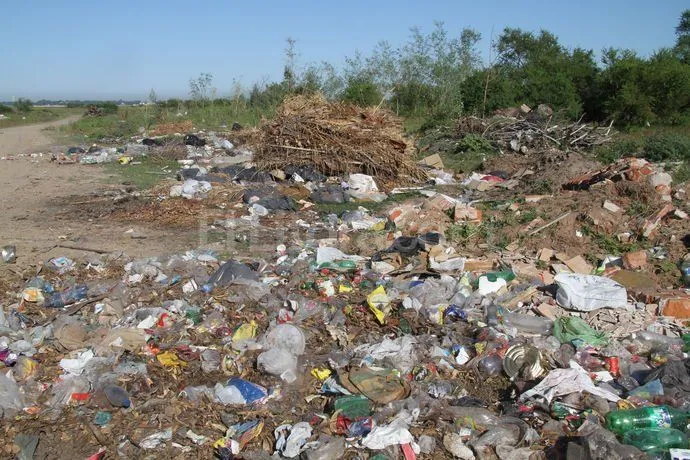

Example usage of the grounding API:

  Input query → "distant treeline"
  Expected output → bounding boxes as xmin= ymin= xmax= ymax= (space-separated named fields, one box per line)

xmin=172 ymin=9 xmax=690 ymax=129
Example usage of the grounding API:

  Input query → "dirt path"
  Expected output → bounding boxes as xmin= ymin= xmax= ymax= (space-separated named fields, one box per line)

xmin=0 ymin=114 xmax=81 ymax=155
xmin=0 ymin=116 xmax=197 ymax=266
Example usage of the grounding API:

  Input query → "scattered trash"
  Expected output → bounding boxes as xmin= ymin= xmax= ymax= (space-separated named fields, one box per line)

xmin=4 ymin=101 xmax=690 ymax=459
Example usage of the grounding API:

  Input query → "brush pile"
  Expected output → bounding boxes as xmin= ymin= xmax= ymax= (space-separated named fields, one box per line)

xmin=251 ymin=95 xmax=426 ymax=183
xmin=457 ymin=111 xmax=614 ymax=153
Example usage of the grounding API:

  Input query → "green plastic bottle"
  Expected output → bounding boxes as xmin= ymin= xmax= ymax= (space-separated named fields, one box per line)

xmin=484 ymin=271 xmax=516 ymax=283
xmin=606 ymin=406 xmax=690 ymax=435
xmin=318 ymin=260 xmax=357 ymax=273
xmin=622 ymin=427 xmax=688 ymax=452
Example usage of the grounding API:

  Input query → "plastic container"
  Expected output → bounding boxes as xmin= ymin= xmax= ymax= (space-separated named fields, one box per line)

xmin=606 ymin=406 xmax=689 ymax=435
xmin=503 ymin=312 xmax=553 ymax=335
xmin=622 ymin=427 xmax=688 ymax=452
xmin=44 ymin=285 xmax=88 ymax=308
xmin=103 ymin=384 xmax=131 ymax=408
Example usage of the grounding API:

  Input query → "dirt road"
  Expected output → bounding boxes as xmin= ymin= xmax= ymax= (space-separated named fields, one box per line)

xmin=0 ymin=114 xmax=81 ymax=155
xmin=0 ymin=116 xmax=196 ymax=266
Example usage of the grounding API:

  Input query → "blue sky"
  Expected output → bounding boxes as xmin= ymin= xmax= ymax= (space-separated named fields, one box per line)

xmin=1 ymin=0 xmax=687 ymax=100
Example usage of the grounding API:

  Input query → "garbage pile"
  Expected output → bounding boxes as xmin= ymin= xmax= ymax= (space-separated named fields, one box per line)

xmin=7 ymin=99 xmax=690 ymax=459
xmin=2 ymin=161 xmax=690 ymax=459
xmin=250 ymin=94 xmax=427 ymax=183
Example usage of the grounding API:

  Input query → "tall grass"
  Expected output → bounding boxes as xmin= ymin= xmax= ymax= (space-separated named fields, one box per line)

xmin=57 ymin=103 xmax=272 ymax=144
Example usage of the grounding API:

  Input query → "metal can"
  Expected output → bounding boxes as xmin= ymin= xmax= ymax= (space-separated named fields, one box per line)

xmin=605 ymin=356 xmax=620 ymax=377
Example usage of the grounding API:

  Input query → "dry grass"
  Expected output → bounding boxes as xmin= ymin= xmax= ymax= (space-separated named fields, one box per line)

xmin=149 ymin=120 xmax=193 ymax=136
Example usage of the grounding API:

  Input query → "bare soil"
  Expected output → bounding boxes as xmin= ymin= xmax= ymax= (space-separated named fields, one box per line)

xmin=0 ymin=117 xmax=199 ymax=269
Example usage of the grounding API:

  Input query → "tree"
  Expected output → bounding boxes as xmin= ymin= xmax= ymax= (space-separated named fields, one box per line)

xmin=148 ymin=88 xmax=158 ymax=104
xmin=284 ymin=37 xmax=297 ymax=91
xmin=14 ymin=98 xmax=32 ymax=113
xmin=189 ymin=73 xmax=215 ymax=104
xmin=675 ymin=9 xmax=690 ymax=63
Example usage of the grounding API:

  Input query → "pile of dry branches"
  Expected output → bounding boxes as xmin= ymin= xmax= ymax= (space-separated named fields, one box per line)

xmin=251 ymin=95 xmax=426 ymax=183
xmin=457 ymin=114 xmax=614 ymax=153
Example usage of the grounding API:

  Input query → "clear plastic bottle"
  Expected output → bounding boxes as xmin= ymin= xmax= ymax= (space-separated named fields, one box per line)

xmin=503 ymin=312 xmax=553 ymax=335
xmin=680 ymin=255 xmax=690 ymax=287
xmin=485 ymin=304 xmax=499 ymax=327
xmin=44 ymin=285 xmax=88 ymax=308
xmin=629 ymin=331 xmax=684 ymax=350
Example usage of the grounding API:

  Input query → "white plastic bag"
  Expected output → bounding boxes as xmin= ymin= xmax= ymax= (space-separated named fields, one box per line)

xmin=554 ymin=274 xmax=627 ymax=311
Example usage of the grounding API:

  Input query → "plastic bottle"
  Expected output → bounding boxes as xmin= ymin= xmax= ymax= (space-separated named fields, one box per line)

xmin=44 ymin=285 xmax=88 ymax=308
xmin=103 ymin=384 xmax=131 ymax=408
xmin=318 ymin=260 xmax=357 ymax=273
xmin=503 ymin=312 xmax=553 ymax=335
xmin=606 ymin=406 xmax=689 ymax=435
xmin=485 ymin=304 xmax=499 ymax=327
xmin=622 ymin=427 xmax=688 ymax=452
xmin=484 ymin=271 xmax=516 ymax=283
xmin=629 ymin=331 xmax=684 ymax=350
xmin=478 ymin=354 xmax=503 ymax=377
xmin=680 ymin=256 xmax=690 ymax=288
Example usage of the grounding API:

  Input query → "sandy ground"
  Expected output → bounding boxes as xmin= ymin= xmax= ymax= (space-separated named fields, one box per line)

xmin=0 ymin=117 xmax=197 ymax=266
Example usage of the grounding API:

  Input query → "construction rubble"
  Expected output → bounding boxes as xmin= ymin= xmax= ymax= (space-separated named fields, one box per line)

xmin=2 ymin=106 xmax=690 ymax=460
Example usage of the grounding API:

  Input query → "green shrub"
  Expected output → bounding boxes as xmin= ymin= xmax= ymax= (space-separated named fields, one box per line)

xmin=14 ymin=98 xmax=33 ymax=113
xmin=455 ymin=133 xmax=494 ymax=153
xmin=596 ymin=139 xmax=641 ymax=163
xmin=641 ymin=134 xmax=690 ymax=161
xmin=342 ymin=78 xmax=382 ymax=107
xmin=0 ymin=104 xmax=12 ymax=114
xmin=97 ymin=102 xmax=118 ymax=114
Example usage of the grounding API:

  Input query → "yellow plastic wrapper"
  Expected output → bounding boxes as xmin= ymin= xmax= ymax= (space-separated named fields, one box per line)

xmin=156 ymin=350 xmax=187 ymax=369
xmin=118 ymin=156 xmax=133 ymax=165
xmin=367 ymin=285 xmax=390 ymax=325
xmin=370 ymin=221 xmax=386 ymax=231
xmin=311 ymin=368 xmax=332 ymax=381
xmin=22 ymin=288 xmax=44 ymax=304
xmin=232 ymin=320 xmax=258 ymax=344
xmin=339 ymin=283 xmax=353 ymax=293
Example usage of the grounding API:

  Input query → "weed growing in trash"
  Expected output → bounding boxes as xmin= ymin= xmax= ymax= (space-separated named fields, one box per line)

xmin=673 ymin=163 xmax=690 ymax=184
xmin=314 ymin=191 xmax=423 ymax=216
xmin=581 ymin=224 xmax=645 ymax=254
xmin=103 ymin=158 xmax=178 ymax=189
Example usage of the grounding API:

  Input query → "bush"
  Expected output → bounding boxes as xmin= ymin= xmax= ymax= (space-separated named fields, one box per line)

xmin=596 ymin=139 xmax=641 ymax=164
xmin=0 ymin=104 xmax=12 ymax=114
xmin=641 ymin=134 xmax=690 ymax=161
xmin=342 ymin=78 xmax=382 ymax=107
xmin=97 ymin=102 xmax=118 ymax=114
xmin=456 ymin=133 xmax=494 ymax=153
xmin=14 ymin=98 xmax=33 ymax=113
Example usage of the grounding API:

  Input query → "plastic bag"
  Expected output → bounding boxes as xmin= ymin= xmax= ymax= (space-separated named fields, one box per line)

xmin=257 ymin=348 xmax=298 ymax=383
xmin=554 ymin=317 xmax=608 ymax=347
xmin=554 ymin=274 xmax=627 ymax=311
xmin=0 ymin=372 xmax=24 ymax=418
